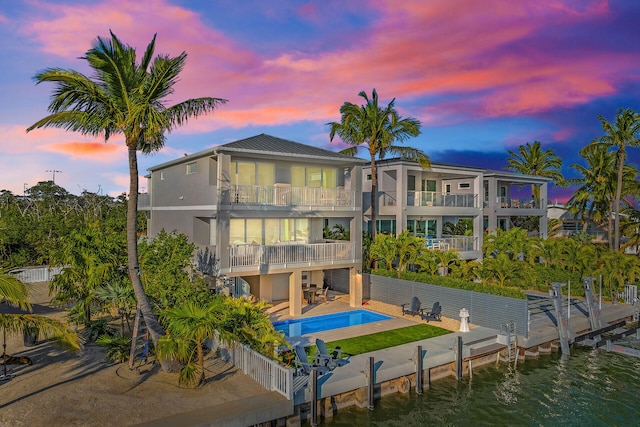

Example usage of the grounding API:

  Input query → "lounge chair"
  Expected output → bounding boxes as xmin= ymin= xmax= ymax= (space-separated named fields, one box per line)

xmin=315 ymin=338 xmax=347 ymax=369
xmin=421 ymin=301 xmax=442 ymax=322
xmin=401 ymin=296 xmax=423 ymax=317
xmin=293 ymin=345 xmax=329 ymax=375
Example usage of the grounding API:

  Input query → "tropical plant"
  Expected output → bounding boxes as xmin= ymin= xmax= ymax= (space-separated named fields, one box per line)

xmin=219 ymin=297 xmax=284 ymax=356
xmin=481 ymin=253 xmax=530 ymax=287
xmin=433 ymin=249 xmax=459 ymax=277
xmin=96 ymin=334 xmax=132 ymax=363
xmin=567 ymin=144 xmax=618 ymax=247
xmin=27 ymin=31 xmax=227 ymax=350
xmin=0 ymin=268 xmax=81 ymax=353
xmin=394 ymin=231 xmax=424 ymax=278
xmin=138 ymin=230 xmax=211 ymax=310
xmin=93 ymin=281 xmax=136 ymax=335
xmin=415 ymin=250 xmax=440 ymax=276
xmin=328 ymin=89 xmax=427 ymax=239
xmin=156 ymin=299 xmax=224 ymax=387
xmin=50 ymin=222 xmax=127 ymax=326
xmin=587 ymin=109 xmax=640 ymax=250
xmin=506 ymin=141 xmax=564 ymax=198
xmin=369 ymin=233 xmax=397 ymax=272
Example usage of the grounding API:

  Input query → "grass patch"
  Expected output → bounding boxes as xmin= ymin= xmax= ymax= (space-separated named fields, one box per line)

xmin=307 ymin=324 xmax=452 ymax=356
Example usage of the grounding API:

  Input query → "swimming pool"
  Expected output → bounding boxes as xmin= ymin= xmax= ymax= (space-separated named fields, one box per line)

xmin=272 ymin=310 xmax=392 ymax=337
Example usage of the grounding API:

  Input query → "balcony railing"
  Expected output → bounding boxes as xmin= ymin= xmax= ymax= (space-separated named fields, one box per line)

xmin=408 ymin=191 xmax=477 ymax=208
xmin=229 ymin=242 xmax=355 ymax=268
xmin=425 ymin=236 xmax=479 ymax=252
xmin=231 ymin=185 xmax=354 ymax=207
xmin=497 ymin=197 xmax=542 ymax=209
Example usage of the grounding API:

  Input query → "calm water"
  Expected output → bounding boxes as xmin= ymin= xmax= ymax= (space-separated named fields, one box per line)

xmin=323 ymin=348 xmax=640 ymax=426
xmin=273 ymin=310 xmax=391 ymax=337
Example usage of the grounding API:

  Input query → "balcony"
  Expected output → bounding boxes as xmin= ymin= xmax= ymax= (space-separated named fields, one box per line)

xmin=495 ymin=197 xmax=542 ymax=209
xmin=228 ymin=242 xmax=355 ymax=269
xmin=408 ymin=191 xmax=477 ymax=208
xmin=231 ymin=185 xmax=355 ymax=208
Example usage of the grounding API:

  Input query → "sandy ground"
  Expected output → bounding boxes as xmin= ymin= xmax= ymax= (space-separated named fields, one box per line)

xmin=0 ymin=284 xmax=464 ymax=427
xmin=0 ymin=283 xmax=266 ymax=427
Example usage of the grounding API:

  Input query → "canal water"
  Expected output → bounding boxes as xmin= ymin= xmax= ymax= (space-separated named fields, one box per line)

xmin=322 ymin=348 xmax=640 ymax=426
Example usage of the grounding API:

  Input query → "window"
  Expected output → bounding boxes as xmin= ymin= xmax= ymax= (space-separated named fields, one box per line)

xmin=229 ymin=218 xmax=309 ymax=245
xmin=186 ymin=162 xmax=198 ymax=174
xmin=458 ymin=182 xmax=470 ymax=189
xmin=160 ymin=171 xmax=165 ymax=180
xmin=230 ymin=161 xmax=275 ymax=186
xmin=292 ymin=166 xmax=337 ymax=188
xmin=209 ymin=219 xmax=216 ymax=246
xmin=366 ymin=174 xmax=372 ymax=181
xmin=422 ymin=179 xmax=436 ymax=192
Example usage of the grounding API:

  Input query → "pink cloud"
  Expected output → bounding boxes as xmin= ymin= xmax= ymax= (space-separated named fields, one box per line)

xmin=19 ymin=0 xmax=630 ymax=135
xmin=45 ymin=141 xmax=123 ymax=161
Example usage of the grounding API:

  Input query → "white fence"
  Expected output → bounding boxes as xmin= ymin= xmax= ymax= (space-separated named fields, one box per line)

xmin=9 ymin=266 xmax=63 ymax=283
xmin=227 ymin=342 xmax=294 ymax=400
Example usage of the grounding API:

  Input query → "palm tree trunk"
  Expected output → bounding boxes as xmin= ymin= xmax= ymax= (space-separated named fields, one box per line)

xmin=614 ymin=149 xmax=625 ymax=251
xmin=370 ymin=155 xmax=377 ymax=241
xmin=127 ymin=146 xmax=165 ymax=347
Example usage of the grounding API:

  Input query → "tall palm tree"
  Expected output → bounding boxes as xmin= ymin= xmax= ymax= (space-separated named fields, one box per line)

xmin=27 ymin=32 xmax=227 ymax=348
xmin=588 ymin=109 xmax=640 ymax=250
xmin=506 ymin=141 xmax=564 ymax=199
xmin=328 ymin=89 xmax=428 ymax=239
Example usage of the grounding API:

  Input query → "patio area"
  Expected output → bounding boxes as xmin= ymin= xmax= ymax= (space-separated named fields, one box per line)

xmin=267 ymin=290 xmax=463 ymax=348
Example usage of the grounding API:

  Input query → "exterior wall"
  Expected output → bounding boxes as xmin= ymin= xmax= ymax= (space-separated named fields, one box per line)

xmin=144 ymin=140 xmax=364 ymax=317
xmin=369 ymin=274 xmax=529 ymax=337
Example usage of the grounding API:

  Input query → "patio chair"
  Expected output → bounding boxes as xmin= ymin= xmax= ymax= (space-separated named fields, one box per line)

xmin=316 ymin=286 xmax=329 ymax=304
xmin=315 ymin=338 xmax=347 ymax=369
xmin=401 ymin=296 xmax=423 ymax=317
xmin=293 ymin=345 xmax=329 ymax=376
xmin=421 ymin=301 xmax=442 ymax=322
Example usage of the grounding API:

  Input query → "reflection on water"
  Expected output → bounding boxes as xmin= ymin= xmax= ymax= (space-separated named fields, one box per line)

xmin=323 ymin=348 xmax=640 ymax=426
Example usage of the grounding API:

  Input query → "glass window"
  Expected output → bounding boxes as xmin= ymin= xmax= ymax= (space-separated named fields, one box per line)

xmin=229 ymin=219 xmax=245 ymax=245
xmin=186 ymin=162 xmax=198 ymax=174
xmin=378 ymin=219 xmax=396 ymax=235
xmin=246 ymin=219 xmax=262 ymax=244
xmin=296 ymin=219 xmax=309 ymax=241
xmin=257 ymin=163 xmax=275 ymax=186
xmin=427 ymin=219 xmax=437 ymax=237
xmin=237 ymin=162 xmax=256 ymax=186
xmin=307 ymin=167 xmax=322 ymax=188
xmin=292 ymin=166 xmax=306 ymax=187
xmin=265 ymin=219 xmax=280 ymax=245
xmin=323 ymin=168 xmax=337 ymax=188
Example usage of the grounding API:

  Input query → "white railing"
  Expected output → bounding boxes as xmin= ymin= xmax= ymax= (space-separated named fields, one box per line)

xmin=228 ymin=342 xmax=294 ymax=400
xmin=497 ymin=197 xmax=542 ymax=209
xmin=229 ymin=242 xmax=354 ymax=268
xmin=9 ymin=266 xmax=63 ymax=283
xmin=231 ymin=185 xmax=354 ymax=207
xmin=434 ymin=235 xmax=478 ymax=252
xmin=408 ymin=191 xmax=477 ymax=208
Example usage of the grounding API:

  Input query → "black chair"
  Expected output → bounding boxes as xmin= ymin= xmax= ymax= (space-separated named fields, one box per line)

xmin=401 ymin=296 xmax=422 ymax=317
xmin=421 ymin=302 xmax=442 ymax=322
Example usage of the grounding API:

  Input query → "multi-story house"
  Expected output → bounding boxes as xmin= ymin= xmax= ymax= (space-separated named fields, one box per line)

xmin=363 ymin=159 xmax=549 ymax=260
xmin=140 ymin=134 xmax=366 ymax=316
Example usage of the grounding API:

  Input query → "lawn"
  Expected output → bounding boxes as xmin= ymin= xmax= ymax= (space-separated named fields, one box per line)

xmin=307 ymin=324 xmax=452 ymax=356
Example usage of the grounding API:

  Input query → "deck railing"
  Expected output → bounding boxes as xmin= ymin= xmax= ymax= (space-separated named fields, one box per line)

xmin=229 ymin=242 xmax=354 ymax=268
xmin=227 ymin=341 xmax=294 ymax=400
xmin=9 ymin=266 xmax=64 ymax=283
xmin=231 ymin=185 xmax=354 ymax=207
xmin=408 ymin=191 xmax=477 ymax=208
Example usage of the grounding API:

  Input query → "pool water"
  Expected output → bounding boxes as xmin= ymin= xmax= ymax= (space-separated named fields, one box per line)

xmin=272 ymin=310 xmax=392 ymax=337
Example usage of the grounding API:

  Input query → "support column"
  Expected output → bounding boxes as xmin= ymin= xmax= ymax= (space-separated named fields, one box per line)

xmin=349 ymin=267 xmax=362 ymax=308
xmin=289 ymin=271 xmax=302 ymax=317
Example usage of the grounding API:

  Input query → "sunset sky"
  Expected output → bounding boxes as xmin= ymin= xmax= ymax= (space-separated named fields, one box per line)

xmin=1 ymin=0 xmax=639 ymax=202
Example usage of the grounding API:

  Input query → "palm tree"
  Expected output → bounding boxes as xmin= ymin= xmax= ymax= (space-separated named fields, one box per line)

xmin=156 ymin=299 xmax=224 ymax=386
xmin=328 ymin=89 xmax=428 ymax=239
xmin=506 ymin=141 xmax=564 ymax=199
xmin=0 ymin=269 xmax=81 ymax=356
xmin=588 ymin=109 xmax=640 ymax=250
xmin=27 ymin=32 xmax=227 ymax=348
xmin=369 ymin=233 xmax=397 ymax=272
xmin=394 ymin=231 xmax=424 ymax=278
xmin=566 ymin=144 xmax=617 ymax=245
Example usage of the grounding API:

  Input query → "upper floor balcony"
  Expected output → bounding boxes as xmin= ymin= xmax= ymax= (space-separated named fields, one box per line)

xmin=231 ymin=185 xmax=355 ymax=208
xmin=380 ymin=191 xmax=478 ymax=208
xmin=485 ymin=197 xmax=543 ymax=209
xmin=228 ymin=241 xmax=356 ymax=271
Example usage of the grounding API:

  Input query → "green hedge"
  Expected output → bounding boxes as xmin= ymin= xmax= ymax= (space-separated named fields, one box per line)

xmin=371 ymin=269 xmax=527 ymax=299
